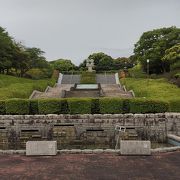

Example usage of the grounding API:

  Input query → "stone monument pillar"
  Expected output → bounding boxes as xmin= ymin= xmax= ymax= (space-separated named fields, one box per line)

xmin=86 ymin=59 xmax=94 ymax=72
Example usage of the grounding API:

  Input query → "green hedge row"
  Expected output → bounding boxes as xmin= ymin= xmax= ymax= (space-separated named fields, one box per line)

xmin=0 ymin=98 xmax=172 ymax=115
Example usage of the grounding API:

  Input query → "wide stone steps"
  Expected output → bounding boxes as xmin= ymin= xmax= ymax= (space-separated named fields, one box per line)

xmin=32 ymin=84 xmax=72 ymax=99
xmin=61 ymin=75 xmax=80 ymax=84
xmin=96 ymin=74 xmax=116 ymax=84
xmin=101 ymin=84 xmax=132 ymax=98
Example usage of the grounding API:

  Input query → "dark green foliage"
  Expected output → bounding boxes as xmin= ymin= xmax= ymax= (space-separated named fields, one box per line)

xmin=169 ymin=99 xmax=180 ymax=112
xmin=0 ymin=98 xmax=177 ymax=115
xmin=60 ymin=99 xmax=69 ymax=114
xmin=134 ymin=26 xmax=180 ymax=74
xmin=29 ymin=99 xmax=39 ymax=115
xmin=38 ymin=99 xmax=61 ymax=114
xmin=129 ymin=98 xmax=169 ymax=113
xmin=5 ymin=99 xmax=29 ymax=115
xmin=91 ymin=98 xmax=100 ymax=114
xmin=0 ymin=100 xmax=5 ymax=114
xmin=123 ymin=99 xmax=130 ymax=113
xmin=99 ymin=98 xmax=124 ymax=114
xmin=68 ymin=98 xmax=92 ymax=114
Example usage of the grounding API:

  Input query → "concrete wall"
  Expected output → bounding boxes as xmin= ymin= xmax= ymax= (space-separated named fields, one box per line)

xmin=0 ymin=113 xmax=179 ymax=150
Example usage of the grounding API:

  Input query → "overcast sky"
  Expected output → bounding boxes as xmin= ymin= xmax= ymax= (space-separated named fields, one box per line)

xmin=0 ymin=0 xmax=179 ymax=65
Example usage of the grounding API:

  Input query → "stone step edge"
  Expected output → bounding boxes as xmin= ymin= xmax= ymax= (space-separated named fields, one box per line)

xmin=0 ymin=147 xmax=179 ymax=155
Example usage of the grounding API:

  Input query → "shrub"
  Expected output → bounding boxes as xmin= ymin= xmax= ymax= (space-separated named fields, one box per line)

xmin=60 ymin=99 xmax=69 ymax=114
xmin=169 ymin=99 xmax=180 ymax=112
xmin=91 ymin=98 xmax=100 ymax=114
xmin=123 ymin=99 xmax=130 ymax=113
xmin=38 ymin=99 xmax=61 ymax=114
xmin=6 ymin=99 xmax=29 ymax=115
xmin=0 ymin=100 xmax=6 ymax=115
xmin=68 ymin=98 xmax=92 ymax=114
xmin=25 ymin=68 xmax=53 ymax=80
xmin=29 ymin=99 xmax=39 ymax=115
xmin=99 ymin=98 xmax=124 ymax=114
xmin=129 ymin=98 xmax=169 ymax=113
xmin=80 ymin=72 xmax=96 ymax=84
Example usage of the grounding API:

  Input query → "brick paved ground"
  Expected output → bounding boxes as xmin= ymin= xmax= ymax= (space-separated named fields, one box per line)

xmin=0 ymin=152 xmax=180 ymax=180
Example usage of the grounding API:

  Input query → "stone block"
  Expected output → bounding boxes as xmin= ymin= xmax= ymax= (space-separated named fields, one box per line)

xmin=26 ymin=141 xmax=57 ymax=156
xmin=120 ymin=140 xmax=151 ymax=155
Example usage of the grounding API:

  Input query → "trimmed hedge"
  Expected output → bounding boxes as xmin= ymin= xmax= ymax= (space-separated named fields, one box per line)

xmin=0 ymin=100 xmax=5 ymax=115
xmin=128 ymin=98 xmax=169 ymax=113
xmin=5 ymin=99 xmax=29 ymax=115
xmin=68 ymin=98 xmax=92 ymax=114
xmin=169 ymin=99 xmax=180 ymax=112
xmin=0 ymin=97 xmax=174 ymax=115
xmin=29 ymin=100 xmax=39 ymax=115
xmin=38 ymin=99 xmax=61 ymax=114
xmin=91 ymin=98 xmax=100 ymax=114
xmin=99 ymin=98 xmax=124 ymax=114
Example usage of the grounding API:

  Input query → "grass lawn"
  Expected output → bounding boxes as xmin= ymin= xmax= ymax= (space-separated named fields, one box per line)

xmin=120 ymin=78 xmax=180 ymax=112
xmin=0 ymin=74 xmax=56 ymax=100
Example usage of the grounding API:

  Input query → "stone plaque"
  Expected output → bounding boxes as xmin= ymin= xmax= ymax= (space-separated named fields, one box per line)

xmin=120 ymin=140 xmax=151 ymax=155
xmin=26 ymin=141 xmax=57 ymax=156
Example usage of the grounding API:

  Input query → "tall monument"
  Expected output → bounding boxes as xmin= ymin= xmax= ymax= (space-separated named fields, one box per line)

xmin=86 ymin=58 xmax=94 ymax=72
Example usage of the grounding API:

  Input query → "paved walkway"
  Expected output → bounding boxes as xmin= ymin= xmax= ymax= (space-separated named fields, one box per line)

xmin=0 ymin=152 xmax=180 ymax=180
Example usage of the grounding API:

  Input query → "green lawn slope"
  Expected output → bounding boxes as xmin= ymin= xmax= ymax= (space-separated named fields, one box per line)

xmin=0 ymin=74 xmax=55 ymax=100
xmin=121 ymin=78 xmax=180 ymax=112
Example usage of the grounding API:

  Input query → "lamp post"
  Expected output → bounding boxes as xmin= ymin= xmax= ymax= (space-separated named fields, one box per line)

xmin=146 ymin=59 xmax=150 ymax=93
xmin=147 ymin=59 xmax=150 ymax=76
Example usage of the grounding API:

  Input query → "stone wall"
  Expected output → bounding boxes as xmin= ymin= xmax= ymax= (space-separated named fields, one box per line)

xmin=0 ymin=113 xmax=179 ymax=150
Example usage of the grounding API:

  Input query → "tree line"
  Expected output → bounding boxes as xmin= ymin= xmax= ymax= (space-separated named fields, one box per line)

xmin=0 ymin=26 xmax=179 ymax=78
xmin=0 ymin=27 xmax=50 ymax=77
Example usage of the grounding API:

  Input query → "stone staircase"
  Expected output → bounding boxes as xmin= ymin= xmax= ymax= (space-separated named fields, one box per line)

xmin=96 ymin=74 xmax=116 ymax=84
xmin=61 ymin=75 xmax=80 ymax=84
xmin=30 ymin=73 xmax=133 ymax=99
xmin=31 ymin=84 xmax=72 ymax=99
xmin=101 ymin=84 xmax=132 ymax=98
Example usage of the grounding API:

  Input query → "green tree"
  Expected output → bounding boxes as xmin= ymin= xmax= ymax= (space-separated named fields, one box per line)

xmin=113 ymin=57 xmax=133 ymax=70
xmin=87 ymin=52 xmax=113 ymax=71
xmin=162 ymin=44 xmax=180 ymax=64
xmin=51 ymin=59 xmax=75 ymax=72
xmin=0 ymin=27 xmax=15 ymax=74
xmin=134 ymin=26 xmax=180 ymax=74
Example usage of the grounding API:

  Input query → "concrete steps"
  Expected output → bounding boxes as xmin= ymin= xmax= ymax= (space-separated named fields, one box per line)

xmin=61 ymin=75 xmax=80 ymax=84
xmin=31 ymin=84 xmax=72 ymax=99
xmin=96 ymin=74 xmax=116 ymax=84
xmin=101 ymin=84 xmax=132 ymax=98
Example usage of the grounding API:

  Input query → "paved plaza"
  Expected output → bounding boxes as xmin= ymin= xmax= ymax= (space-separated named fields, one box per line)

xmin=0 ymin=151 xmax=179 ymax=180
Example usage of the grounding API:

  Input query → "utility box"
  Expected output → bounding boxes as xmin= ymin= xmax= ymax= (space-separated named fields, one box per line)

xmin=120 ymin=140 xmax=151 ymax=155
xmin=26 ymin=141 xmax=57 ymax=156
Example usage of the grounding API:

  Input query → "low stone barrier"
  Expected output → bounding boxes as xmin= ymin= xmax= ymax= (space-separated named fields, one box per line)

xmin=26 ymin=141 xmax=57 ymax=156
xmin=120 ymin=140 xmax=151 ymax=155
xmin=0 ymin=113 xmax=179 ymax=150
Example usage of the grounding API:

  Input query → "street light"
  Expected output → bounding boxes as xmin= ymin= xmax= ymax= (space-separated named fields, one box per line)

xmin=147 ymin=59 xmax=150 ymax=77
xmin=146 ymin=59 xmax=150 ymax=91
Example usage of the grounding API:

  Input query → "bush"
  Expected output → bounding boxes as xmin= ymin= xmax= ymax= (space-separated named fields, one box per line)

xmin=38 ymin=99 xmax=61 ymax=114
xmin=60 ymin=99 xmax=69 ymax=114
xmin=169 ymin=99 xmax=180 ymax=112
xmin=0 ymin=100 xmax=6 ymax=115
xmin=123 ymin=99 xmax=130 ymax=113
xmin=99 ymin=98 xmax=124 ymax=114
xmin=29 ymin=99 xmax=39 ymax=114
xmin=129 ymin=98 xmax=169 ymax=113
xmin=91 ymin=98 xmax=100 ymax=114
xmin=80 ymin=72 xmax=96 ymax=84
xmin=25 ymin=68 xmax=53 ymax=80
xmin=6 ymin=99 xmax=29 ymax=115
xmin=68 ymin=98 xmax=92 ymax=114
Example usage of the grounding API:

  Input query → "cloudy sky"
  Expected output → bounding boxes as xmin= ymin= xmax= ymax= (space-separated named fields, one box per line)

xmin=0 ymin=0 xmax=179 ymax=65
